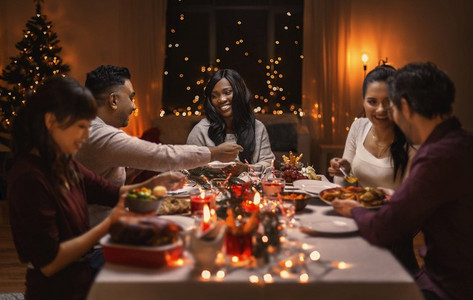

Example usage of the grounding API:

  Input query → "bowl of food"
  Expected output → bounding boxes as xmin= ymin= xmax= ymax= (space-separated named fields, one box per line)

xmin=279 ymin=191 xmax=311 ymax=211
xmin=318 ymin=186 xmax=388 ymax=209
xmin=125 ymin=186 xmax=167 ymax=214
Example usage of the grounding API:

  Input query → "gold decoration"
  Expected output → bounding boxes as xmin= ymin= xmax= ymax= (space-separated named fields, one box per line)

xmin=282 ymin=151 xmax=303 ymax=166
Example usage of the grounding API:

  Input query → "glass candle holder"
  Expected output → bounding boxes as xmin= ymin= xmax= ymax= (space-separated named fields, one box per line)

xmin=225 ymin=230 xmax=253 ymax=261
xmin=190 ymin=191 xmax=215 ymax=216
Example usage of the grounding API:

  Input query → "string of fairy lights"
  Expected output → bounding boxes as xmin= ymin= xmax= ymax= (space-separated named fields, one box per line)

xmin=160 ymin=3 xmax=304 ymax=118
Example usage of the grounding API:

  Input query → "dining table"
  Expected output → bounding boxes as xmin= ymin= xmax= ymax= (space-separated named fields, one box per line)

xmin=87 ymin=176 xmax=423 ymax=300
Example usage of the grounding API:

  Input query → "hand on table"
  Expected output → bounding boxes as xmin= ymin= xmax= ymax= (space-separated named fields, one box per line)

xmin=210 ymin=142 xmax=243 ymax=162
xmin=328 ymin=158 xmax=351 ymax=177
xmin=331 ymin=199 xmax=361 ymax=218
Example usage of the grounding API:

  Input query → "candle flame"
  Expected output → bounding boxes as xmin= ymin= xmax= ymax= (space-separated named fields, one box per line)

xmin=253 ymin=191 xmax=261 ymax=205
xmin=200 ymin=189 xmax=206 ymax=199
xmin=203 ymin=204 xmax=210 ymax=222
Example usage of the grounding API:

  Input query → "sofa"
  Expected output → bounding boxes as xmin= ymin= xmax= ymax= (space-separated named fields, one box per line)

xmin=149 ymin=113 xmax=311 ymax=165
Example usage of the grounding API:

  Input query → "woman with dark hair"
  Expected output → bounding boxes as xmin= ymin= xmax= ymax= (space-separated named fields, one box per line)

xmin=328 ymin=65 xmax=418 ymax=274
xmin=8 ymin=77 xmax=185 ymax=299
xmin=329 ymin=64 xmax=414 ymax=189
xmin=187 ymin=69 xmax=275 ymax=170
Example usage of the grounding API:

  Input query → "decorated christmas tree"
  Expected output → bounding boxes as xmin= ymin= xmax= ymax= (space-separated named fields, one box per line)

xmin=0 ymin=0 xmax=70 ymax=133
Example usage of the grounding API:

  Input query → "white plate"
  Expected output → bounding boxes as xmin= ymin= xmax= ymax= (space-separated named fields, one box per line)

xmin=166 ymin=185 xmax=198 ymax=197
xmin=300 ymin=218 xmax=358 ymax=234
xmin=293 ymin=179 xmax=340 ymax=194
xmin=207 ymin=161 xmax=236 ymax=168
xmin=158 ymin=215 xmax=195 ymax=231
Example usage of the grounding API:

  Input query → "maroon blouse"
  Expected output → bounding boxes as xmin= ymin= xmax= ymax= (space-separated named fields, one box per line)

xmin=8 ymin=154 xmax=119 ymax=300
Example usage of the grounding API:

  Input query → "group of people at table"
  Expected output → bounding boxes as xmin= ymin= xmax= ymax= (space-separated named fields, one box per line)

xmin=6 ymin=61 xmax=472 ymax=300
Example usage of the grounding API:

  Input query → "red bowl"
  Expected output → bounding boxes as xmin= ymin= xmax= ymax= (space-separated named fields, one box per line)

xmin=100 ymin=235 xmax=183 ymax=268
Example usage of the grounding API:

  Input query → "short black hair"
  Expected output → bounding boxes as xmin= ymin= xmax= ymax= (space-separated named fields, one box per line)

xmin=388 ymin=62 xmax=455 ymax=119
xmin=85 ymin=65 xmax=131 ymax=105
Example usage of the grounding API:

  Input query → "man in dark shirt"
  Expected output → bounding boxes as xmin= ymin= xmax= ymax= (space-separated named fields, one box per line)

xmin=333 ymin=62 xmax=473 ymax=300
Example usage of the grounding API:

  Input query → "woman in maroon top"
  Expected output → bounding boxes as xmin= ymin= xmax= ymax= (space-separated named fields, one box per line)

xmin=7 ymin=77 xmax=186 ymax=300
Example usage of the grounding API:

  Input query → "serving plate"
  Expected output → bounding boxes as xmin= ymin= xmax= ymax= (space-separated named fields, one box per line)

xmin=165 ymin=184 xmax=199 ymax=198
xmin=158 ymin=215 xmax=195 ymax=231
xmin=293 ymin=179 xmax=340 ymax=194
xmin=300 ymin=218 xmax=358 ymax=234
xmin=318 ymin=187 xmax=388 ymax=209
xmin=101 ymin=235 xmax=183 ymax=268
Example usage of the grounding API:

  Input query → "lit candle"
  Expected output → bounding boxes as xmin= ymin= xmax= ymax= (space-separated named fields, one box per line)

xmin=202 ymin=204 xmax=211 ymax=232
xmin=243 ymin=191 xmax=261 ymax=212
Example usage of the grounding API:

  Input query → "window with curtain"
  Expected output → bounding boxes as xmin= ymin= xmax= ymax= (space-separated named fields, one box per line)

xmin=162 ymin=0 xmax=303 ymax=117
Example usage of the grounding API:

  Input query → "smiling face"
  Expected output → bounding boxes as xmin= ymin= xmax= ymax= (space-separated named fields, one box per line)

xmin=363 ymin=81 xmax=394 ymax=130
xmin=210 ymin=78 xmax=233 ymax=120
xmin=46 ymin=114 xmax=91 ymax=155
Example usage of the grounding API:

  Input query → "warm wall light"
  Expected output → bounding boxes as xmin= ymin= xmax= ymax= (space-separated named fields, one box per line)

xmin=361 ymin=53 xmax=369 ymax=77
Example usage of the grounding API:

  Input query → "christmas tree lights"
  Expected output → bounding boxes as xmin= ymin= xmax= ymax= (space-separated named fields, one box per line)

xmin=0 ymin=0 xmax=70 ymax=133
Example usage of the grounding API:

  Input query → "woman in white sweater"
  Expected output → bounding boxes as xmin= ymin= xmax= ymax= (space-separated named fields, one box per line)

xmin=187 ymin=69 xmax=275 ymax=171
xmin=328 ymin=65 xmax=418 ymax=274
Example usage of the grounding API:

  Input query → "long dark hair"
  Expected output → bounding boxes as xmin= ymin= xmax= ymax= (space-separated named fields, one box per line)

xmin=362 ymin=65 xmax=410 ymax=180
xmin=204 ymin=69 xmax=256 ymax=163
xmin=11 ymin=76 xmax=97 ymax=191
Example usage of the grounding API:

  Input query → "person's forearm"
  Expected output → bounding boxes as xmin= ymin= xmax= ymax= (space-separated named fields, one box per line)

xmin=40 ymin=217 xmax=111 ymax=277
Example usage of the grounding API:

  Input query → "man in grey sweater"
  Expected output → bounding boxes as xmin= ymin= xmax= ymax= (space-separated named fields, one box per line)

xmin=76 ymin=65 xmax=242 ymax=225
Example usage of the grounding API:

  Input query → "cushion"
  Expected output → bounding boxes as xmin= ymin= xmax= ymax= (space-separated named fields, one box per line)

xmin=265 ymin=123 xmax=298 ymax=152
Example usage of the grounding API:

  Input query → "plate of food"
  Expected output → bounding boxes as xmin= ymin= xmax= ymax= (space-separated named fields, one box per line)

xmin=300 ymin=218 xmax=358 ymax=234
xmin=318 ymin=186 xmax=389 ymax=209
xmin=157 ymin=196 xmax=191 ymax=215
xmin=293 ymin=179 xmax=340 ymax=194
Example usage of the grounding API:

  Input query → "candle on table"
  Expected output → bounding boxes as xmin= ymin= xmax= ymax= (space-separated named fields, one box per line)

xmin=202 ymin=204 xmax=211 ymax=232
xmin=243 ymin=191 xmax=261 ymax=212
xmin=191 ymin=190 xmax=214 ymax=215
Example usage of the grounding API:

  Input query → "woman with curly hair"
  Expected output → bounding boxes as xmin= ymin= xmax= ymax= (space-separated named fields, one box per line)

xmin=187 ymin=69 xmax=275 ymax=171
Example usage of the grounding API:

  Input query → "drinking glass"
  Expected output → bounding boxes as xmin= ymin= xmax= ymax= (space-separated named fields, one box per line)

xmin=280 ymin=200 xmax=296 ymax=228
xmin=261 ymin=170 xmax=285 ymax=198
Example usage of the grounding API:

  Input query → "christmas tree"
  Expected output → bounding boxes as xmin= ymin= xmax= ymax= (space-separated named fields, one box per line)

xmin=0 ymin=0 xmax=70 ymax=133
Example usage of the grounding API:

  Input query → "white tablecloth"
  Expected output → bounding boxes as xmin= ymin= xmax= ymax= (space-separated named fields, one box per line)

xmin=87 ymin=179 xmax=423 ymax=300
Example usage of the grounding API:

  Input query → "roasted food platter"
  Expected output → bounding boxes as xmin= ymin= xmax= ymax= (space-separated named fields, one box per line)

xmin=318 ymin=186 xmax=389 ymax=209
